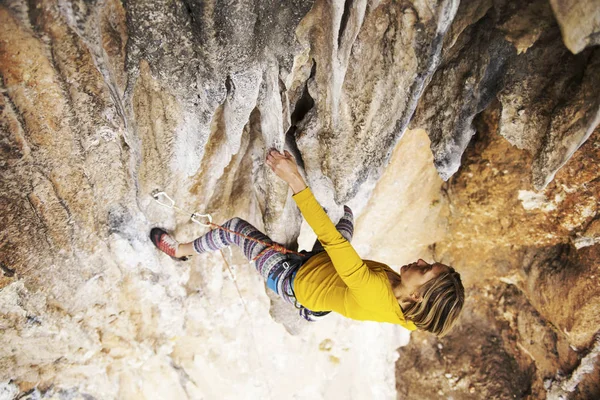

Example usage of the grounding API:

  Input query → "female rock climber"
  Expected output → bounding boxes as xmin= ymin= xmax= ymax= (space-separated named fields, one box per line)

xmin=150 ymin=149 xmax=464 ymax=336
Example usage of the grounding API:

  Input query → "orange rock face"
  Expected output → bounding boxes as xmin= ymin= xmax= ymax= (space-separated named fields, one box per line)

xmin=397 ymin=107 xmax=600 ymax=399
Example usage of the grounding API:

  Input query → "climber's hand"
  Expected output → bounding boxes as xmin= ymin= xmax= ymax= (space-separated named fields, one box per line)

xmin=265 ymin=149 xmax=307 ymax=194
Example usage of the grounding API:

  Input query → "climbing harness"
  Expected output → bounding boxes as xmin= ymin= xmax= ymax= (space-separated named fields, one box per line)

xmin=151 ymin=190 xmax=305 ymax=261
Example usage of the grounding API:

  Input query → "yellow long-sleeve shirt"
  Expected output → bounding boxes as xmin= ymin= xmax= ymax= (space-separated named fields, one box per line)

xmin=292 ymin=188 xmax=417 ymax=330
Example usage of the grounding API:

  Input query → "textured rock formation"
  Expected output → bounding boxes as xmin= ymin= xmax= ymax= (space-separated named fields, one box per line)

xmin=397 ymin=108 xmax=600 ymax=399
xmin=411 ymin=0 xmax=600 ymax=189
xmin=549 ymin=0 xmax=600 ymax=54
xmin=1 ymin=0 xmax=599 ymax=398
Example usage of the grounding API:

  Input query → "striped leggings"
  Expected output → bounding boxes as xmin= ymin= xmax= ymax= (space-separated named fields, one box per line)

xmin=193 ymin=206 xmax=354 ymax=320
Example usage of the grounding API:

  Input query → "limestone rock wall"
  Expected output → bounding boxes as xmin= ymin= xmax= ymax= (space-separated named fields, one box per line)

xmin=0 ymin=0 xmax=599 ymax=398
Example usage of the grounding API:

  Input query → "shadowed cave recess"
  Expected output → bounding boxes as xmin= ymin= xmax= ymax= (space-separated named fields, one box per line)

xmin=0 ymin=0 xmax=599 ymax=399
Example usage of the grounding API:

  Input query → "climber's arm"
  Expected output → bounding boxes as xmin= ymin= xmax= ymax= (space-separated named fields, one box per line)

xmin=265 ymin=149 xmax=379 ymax=292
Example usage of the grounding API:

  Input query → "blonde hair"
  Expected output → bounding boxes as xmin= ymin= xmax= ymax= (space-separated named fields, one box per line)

xmin=402 ymin=267 xmax=464 ymax=337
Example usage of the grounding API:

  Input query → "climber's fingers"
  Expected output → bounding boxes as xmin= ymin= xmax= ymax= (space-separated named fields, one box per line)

xmin=265 ymin=151 xmax=279 ymax=168
xmin=266 ymin=148 xmax=296 ymax=167
xmin=267 ymin=149 xmax=295 ymax=163
xmin=268 ymin=148 xmax=285 ymax=159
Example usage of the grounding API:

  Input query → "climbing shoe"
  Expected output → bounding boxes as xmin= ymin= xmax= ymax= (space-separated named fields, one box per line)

xmin=150 ymin=228 xmax=188 ymax=261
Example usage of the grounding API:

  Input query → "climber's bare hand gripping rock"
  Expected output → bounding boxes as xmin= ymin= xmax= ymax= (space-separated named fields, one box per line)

xmin=265 ymin=149 xmax=307 ymax=194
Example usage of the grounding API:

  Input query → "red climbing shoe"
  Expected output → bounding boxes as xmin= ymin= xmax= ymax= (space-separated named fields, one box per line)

xmin=150 ymin=228 xmax=188 ymax=261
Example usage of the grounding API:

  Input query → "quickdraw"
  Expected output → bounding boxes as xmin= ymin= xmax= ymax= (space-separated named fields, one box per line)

xmin=151 ymin=190 xmax=304 ymax=261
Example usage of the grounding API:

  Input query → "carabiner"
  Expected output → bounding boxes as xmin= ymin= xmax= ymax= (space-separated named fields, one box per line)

xmin=191 ymin=212 xmax=213 ymax=227
xmin=152 ymin=191 xmax=175 ymax=209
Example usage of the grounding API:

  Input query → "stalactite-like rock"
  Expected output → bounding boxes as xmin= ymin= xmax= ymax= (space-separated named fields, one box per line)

xmin=412 ymin=0 xmax=600 ymax=189
xmin=295 ymin=0 xmax=460 ymax=203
